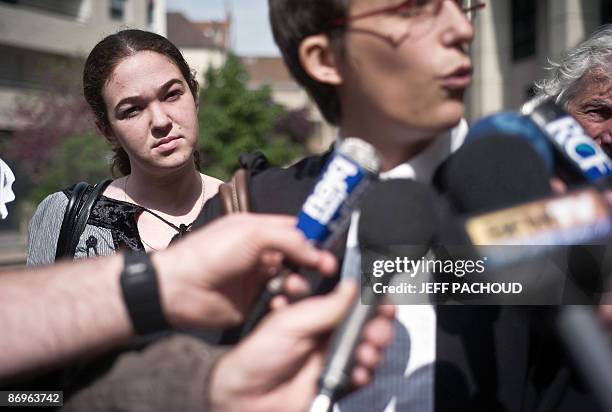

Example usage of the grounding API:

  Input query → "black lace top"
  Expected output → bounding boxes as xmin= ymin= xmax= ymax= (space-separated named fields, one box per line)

xmin=89 ymin=196 xmax=147 ymax=252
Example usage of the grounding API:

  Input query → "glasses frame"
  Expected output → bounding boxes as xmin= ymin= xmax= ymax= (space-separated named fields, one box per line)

xmin=331 ymin=0 xmax=486 ymax=29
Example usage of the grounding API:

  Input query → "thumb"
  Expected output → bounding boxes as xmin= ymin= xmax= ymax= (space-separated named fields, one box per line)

xmin=266 ymin=281 xmax=359 ymax=338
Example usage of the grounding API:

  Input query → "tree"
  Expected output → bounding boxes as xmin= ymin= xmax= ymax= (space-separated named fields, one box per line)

xmin=6 ymin=57 xmax=94 ymax=182
xmin=274 ymin=107 xmax=315 ymax=146
xmin=197 ymin=54 xmax=308 ymax=180
xmin=4 ymin=57 xmax=109 ymax=206
xmin=28 ymin=131 xmax=111 ymax=204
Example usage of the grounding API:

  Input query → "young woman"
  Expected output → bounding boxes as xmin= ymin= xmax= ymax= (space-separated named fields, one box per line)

xmin=27 ymin=30 xmax=222 ymax=265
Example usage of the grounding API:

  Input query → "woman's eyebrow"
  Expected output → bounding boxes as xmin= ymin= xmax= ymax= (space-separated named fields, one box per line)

xmin=158 ymin=78 xmax=184 ymax=93
xmin=114 ymin=78 xmax=184 ymax=112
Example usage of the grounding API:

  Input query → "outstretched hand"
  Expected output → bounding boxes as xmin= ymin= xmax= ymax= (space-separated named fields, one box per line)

xmin=154 ymin=214 xmax=337 ymax=328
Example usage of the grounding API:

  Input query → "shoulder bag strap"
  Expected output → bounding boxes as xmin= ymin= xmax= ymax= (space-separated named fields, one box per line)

xmin=55 ymin=179 xmax=112 ymax=260
xmin=67 ymin=178 xmax=112 ymax=258
xmin=219 ymin=169 xmax=251 ymax=214
xmin=55 ymin=182 xmax=90 ymax=260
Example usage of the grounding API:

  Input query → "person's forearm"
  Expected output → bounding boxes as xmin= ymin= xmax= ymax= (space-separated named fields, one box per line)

xmin=0 ymin=255 xmax=132 ymax=379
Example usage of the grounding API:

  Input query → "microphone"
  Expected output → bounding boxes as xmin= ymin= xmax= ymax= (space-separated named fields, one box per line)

xmin=466 ymin=101 xmax=612 ymax=186
xmin=296 ymin=138 xmax=381 ymax=249
xmin=309 ymin=179 xmax=439 ymax=412
xmin=465 ymin=111 xmax=555 ymax=171
xmin=526 ymin=99 xmax=612 ymax=184
xmin=438 ymin=134 xmax=612 ymax=411
xmin=439 ymin=134 xmax=612 ymax=264
xmin=437 ymin=136 xmax=610 ymax=288
xmin=445 ymin=185 xmax=612 ymax=305
xmin=239 ymin=138 xmax=382 ymax=337
xmin=437 ymin=132 xmax=554 ymax=214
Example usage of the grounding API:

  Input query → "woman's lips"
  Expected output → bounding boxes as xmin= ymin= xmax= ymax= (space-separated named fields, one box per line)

xmin=154 ymin=136 xmax=181 ymax=153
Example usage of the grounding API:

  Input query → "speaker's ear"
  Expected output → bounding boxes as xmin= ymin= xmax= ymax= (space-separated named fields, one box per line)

xmin=299 ymin=34 xmax=343 ymax=86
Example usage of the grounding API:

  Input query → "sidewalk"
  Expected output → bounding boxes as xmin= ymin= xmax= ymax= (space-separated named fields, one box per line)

xmin=0 ymin=230 xmax=27 ymax=269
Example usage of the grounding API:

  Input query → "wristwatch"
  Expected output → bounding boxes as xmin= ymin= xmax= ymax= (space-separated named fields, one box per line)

xmin=120 ymin=251 xmax=170 ymax=335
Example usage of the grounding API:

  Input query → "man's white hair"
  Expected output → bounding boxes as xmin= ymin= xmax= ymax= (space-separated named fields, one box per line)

xmin=526 ymin=24 xmax=612 ymax=113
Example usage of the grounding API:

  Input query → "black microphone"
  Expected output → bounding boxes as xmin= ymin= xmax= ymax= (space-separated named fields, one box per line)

xmin=465 ymin=102 xmax=612 ymax=187
xmin=309 ymin=179 xmax=439 ymax=412
xmin=438 ymin=136 xmax=611 ymax=295
xmin=437 ymin=133 xmax=554 ymax=214
xmin=437 ymin=135 xmax=612 ymax=412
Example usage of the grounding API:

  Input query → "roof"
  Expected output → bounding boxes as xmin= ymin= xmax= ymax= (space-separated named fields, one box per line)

xmin=166 ymin=12 xmax=218 ymax=49
xmin=193 ymin=21 xmax=230 ymax=33
xmin=193 ymin=20 xmax=231 ymax=50
xmin=240 ymin=56 xmax=297 ymax=88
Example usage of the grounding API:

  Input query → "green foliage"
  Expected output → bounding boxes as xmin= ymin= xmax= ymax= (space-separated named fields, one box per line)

xmin=29 ymin=131 xmax=111 ymax=204
xmin=197 ymin=54 xmax=305 ymax=180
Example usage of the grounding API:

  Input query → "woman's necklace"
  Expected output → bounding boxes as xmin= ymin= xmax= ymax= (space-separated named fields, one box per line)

xmin=123 ymin=174 xmax=206 ymax=251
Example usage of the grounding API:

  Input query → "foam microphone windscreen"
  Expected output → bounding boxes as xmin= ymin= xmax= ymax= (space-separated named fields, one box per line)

xmin=466 ymin=112 xmax=555 ymax=171
xmin=437 ymin=135 xmax=554 ymax=214
xmin=359 ymin=179 xmax=440 ymax=254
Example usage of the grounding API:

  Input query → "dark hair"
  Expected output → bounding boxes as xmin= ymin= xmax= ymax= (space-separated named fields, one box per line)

xmin=83 ymin=29 xmax=201 ymax=176
xmin=269 ymin=0 xmax=349 ymax=125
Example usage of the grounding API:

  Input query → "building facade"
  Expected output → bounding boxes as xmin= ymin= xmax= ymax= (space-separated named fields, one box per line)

xmin=0 ymin=0 xmax=166 ymax=132
xmin=166 ymin=12 xmax=226 ymax=84
xmin=467 ymin=0 xmax=612 ymax=120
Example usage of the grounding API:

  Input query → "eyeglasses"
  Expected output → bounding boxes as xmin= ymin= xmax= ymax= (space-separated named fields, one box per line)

xmin=332 ymin=0 xmax=486 ymax=27
xmin=327 ymin=0 xmax=485 ymax=46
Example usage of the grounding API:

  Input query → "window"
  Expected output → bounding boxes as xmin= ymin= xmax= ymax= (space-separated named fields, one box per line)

xmin=110 ymin=0 xmax=125 ymax=20
xmin=0 ymin=0 xmax=81 ymax=18
xmin=511 ymin=0 xmax=537 ymax=62
xmin=147 ymin=0 xmax=154 ymax=25
xmin=602 ymin=0 xmax=612 ymax=24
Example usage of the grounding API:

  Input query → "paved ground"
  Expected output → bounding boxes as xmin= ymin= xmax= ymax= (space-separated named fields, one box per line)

xmin=0 ymin=230 xmax=27 ymax=269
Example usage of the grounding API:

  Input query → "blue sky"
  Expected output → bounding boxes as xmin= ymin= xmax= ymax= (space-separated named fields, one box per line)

xmin=166 ymin=0 xmax=280 ymax=56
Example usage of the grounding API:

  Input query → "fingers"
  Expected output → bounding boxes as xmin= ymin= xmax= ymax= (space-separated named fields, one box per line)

xmin=249 ymin=215 xmax=337 ymax=276
xmin=598 ymin=304 xmax=612 ymax=329
xmin=262 ymin=281 xmax=358 ymax=337
xmin=259 ymin=251 xmax=284 ymax=277
xmin=351 ymin=366 xmax=372 ymax=388
xmin=605 ymin=190 xmax=612 ymax=207
xmin=265 ymin=281 xmax=394 ymax=356
xmin=378 ymin=303 xmax=396 ymax=319
xmin=550 ymin=178 xmax=567 ymax=194
xmin=354 ymin=342 xmax=382 ymax=370
xmin=283 ymin=273 xmax=312 ymax=296
xmin=270 ymin=295 xmax=290 ymax=310
xmin=362 ymin=315 xmax=395 ymax=349
xmin=349 ymin=309 xmax=396 ymax=388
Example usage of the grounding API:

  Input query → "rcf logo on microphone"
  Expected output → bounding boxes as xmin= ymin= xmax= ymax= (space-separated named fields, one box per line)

xmin=545 ymin=116 xmax=612 ymax=180
xmin=301 ymin=156 xmax=359 ymax=224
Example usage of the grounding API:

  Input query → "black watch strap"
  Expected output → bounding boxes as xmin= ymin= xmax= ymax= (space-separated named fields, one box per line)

xmin=120 ymin=251 xmax=170 ymax=335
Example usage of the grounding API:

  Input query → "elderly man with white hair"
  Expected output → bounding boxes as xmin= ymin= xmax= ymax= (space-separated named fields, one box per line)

xmin=530 ymin=24 xmax=612 ymax=156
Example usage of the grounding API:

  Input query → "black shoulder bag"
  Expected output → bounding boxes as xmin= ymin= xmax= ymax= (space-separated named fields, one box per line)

xmin=55 ymin=179 xmax=112 ymax=260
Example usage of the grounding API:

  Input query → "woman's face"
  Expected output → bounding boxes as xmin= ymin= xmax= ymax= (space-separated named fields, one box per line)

xmin=102 ymin=50 xmax=199 ymax=175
